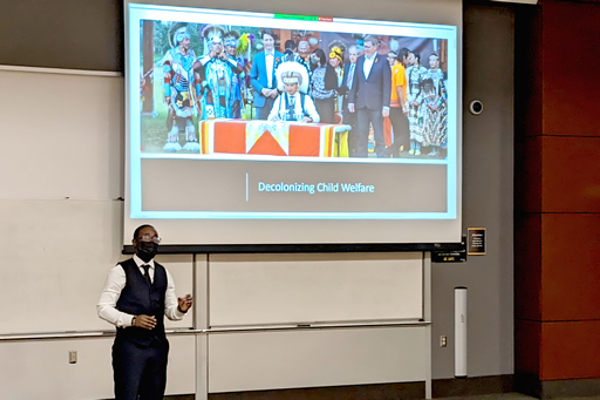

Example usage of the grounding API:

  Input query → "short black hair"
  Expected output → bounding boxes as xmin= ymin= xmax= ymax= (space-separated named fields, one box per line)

xmin=133 ymin=224 xmax=155 ymax=241
xmin=284 ymin=40 xmax=297 ymax=51
xmin=261 ymin=29 xmax=277 ymax=40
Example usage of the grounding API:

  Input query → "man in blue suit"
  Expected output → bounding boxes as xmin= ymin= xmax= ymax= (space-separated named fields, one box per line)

xmin=348 ymin=36 xmax=391 ymax=157
xmin=250 ymin=30 xmax=284 ymax=120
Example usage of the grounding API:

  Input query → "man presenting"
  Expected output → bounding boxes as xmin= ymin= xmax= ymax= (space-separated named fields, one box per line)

xmin=348 ymin=35 xmax=391 ymax=158
xmin=97 ymin=225 xmax=193 ymax=400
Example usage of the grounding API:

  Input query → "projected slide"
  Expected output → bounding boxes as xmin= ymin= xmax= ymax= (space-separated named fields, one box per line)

xmin=127 ymin=3 xmax=458 ymax=225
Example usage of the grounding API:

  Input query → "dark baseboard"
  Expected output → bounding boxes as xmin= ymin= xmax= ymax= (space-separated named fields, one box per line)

xmin=104 ymin=396 xmax=194 ymax=400
xmin=199 ymin=375 xmax=514 ymax=400
xmin=514 ymin=373 xmax=543 ymax=398
xmin=208 ymin=382 xmax=425 ymax=400
xmin=124 ymin=374 xmax=600 ymax=399
xmin=433 ymin=374 xmax=514 ymax=398
xmin=515 ymin=373 xmax=600 ymax=399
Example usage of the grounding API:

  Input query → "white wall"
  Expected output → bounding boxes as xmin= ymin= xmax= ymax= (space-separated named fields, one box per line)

xmin=0 ymin=1 xmax=516 ymax=398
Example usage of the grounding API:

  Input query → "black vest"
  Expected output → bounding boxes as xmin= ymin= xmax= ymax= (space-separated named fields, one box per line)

xmin=115 ymin=258 xmax=167 ymax=346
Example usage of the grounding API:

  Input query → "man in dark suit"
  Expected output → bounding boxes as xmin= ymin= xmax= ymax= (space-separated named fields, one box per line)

xmin=250 ymin=30 xmax=284 ymax=120
xmin=339 ymin=45 xmax=360 ymax=156
xmin=348 ymin=36 xmax=391 ymax=158
xmin=97 ymin=225 xmax=193 ymax=400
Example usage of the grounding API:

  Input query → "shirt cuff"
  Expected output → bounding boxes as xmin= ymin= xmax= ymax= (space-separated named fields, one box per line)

xmin=122 ymin=313 xmax=135 ymax=328
xmin=175 ymin=307 xmax=186 ymax=319
xmin=383 ymin=106 xmax=390 ymax=110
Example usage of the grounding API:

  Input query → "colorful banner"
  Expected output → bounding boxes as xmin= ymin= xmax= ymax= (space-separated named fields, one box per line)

xmin=200 ymin=120 xmax=350 ymax=158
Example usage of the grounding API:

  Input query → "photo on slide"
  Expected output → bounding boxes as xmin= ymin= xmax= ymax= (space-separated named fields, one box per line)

xmin=132 ymin=6 xmax=455 ymax=162
xmin=126 ymin=4 xmax=460 ymax=226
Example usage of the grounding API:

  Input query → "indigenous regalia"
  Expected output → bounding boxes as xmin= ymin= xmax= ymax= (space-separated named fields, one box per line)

xmin=197 ymin=25 xmax=240 ymax=120
xmin=406 ymin=64 xmax=427 ymax=143
xmin=420 ymin=68 xmax=448 ymax=149
xmin=268 ymin=62 xmax=319 ymax=122
xmin=223 ymin=30 xmax=251 ymax=119
xmin=281 ymin=51 xmax=311 ymax=89
xmin=162 ymin=23 xmax=201 ymax=151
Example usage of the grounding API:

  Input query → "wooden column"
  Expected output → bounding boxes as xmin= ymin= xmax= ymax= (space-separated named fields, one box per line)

xmin=515 ymin=0 xmax=600 ymax=397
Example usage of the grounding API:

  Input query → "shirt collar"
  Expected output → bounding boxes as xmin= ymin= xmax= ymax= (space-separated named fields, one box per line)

xmin=265 ymin=50 xmax=274 ymax=56
xmin=133 ymin=254 xmax=155 ymax=269
xmin=365 ymin=53 xmax=376 ymax=61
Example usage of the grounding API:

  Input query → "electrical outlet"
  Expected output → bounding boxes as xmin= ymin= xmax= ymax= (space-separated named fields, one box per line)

xmin=440 ymin=335 xmax=448 ymax=347
xmin=69 ymin=351 xmax=77 ymax=364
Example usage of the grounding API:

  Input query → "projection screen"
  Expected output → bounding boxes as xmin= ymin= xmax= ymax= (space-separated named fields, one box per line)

xmin=124 ymin=0 xmax=463 ymax=247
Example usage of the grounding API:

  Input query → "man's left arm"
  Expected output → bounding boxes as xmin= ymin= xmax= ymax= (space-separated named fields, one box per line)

xmin=164 ymin=269 xmax=193 ymax=321
xmin=382 ymin=60 xmax=392 ymax=117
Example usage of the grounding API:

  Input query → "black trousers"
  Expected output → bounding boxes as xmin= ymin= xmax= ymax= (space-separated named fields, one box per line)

xmin=255 ymin=97 xmax=275 ymax=120
xmin=356 ymin=108 xmax=385 ymax=158
xmin=388 ymin=107 xmax=410 ymax=155
xmin=314 ymin=97 xmax=335 ymax=124
xmin=112 ymin=337 xmax=169 ymax=400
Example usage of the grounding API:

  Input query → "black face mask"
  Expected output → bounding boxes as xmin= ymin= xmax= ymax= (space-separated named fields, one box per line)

xmin=136 ymin=241 xmax=158 ymax=262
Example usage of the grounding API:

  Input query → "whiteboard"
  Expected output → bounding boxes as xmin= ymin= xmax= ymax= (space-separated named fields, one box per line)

xmin=0 ymin=199 xmax=194 ymax=335
xmin=0 ymin=70 xmax=123 ymax=200
xmin=209 ymin=252 xmax=423 ymax=327
xmin=0 ymin=69 xmax=194 ymax=335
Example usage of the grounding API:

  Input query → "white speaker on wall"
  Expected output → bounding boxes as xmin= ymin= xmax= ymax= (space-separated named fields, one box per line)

xmin=455 ymin=287 xmax=468 ymax=378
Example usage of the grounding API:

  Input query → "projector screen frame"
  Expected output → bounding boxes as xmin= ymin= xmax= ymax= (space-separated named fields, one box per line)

xmin=122 ymin=241 xmax=464 ymax=254
xmin=123 ymin=0 xmax=463 ymax=248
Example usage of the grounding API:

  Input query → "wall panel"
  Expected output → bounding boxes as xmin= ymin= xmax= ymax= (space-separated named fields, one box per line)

xmin=209 ymin=253 xmax=423 ymax=327
xmin=541 ymin=136 xmax=600 ymax=213
xmin=540 ymin=214 xmax=600 ymax=321
xmin=208 ymin=327 xmax=427 ymax=393
xmin=0 ymin=334 xmax=195 ymax=400
xmin=541 ymin=321 xmax=600 ymax=380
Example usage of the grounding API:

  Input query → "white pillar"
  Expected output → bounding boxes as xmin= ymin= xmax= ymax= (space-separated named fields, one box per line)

xmin=454 ymin=286 xmax=467 ymax=378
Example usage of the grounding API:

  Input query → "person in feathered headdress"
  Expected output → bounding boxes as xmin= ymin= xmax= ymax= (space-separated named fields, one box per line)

xmin=249 ymin=29 xmax=284 ymax=120
xmin=195 ymin=25 xmax=243 ymax=120
xmin=223 ymin=29 xmax=244 ymax=118
xmin=268 ymin=61 xmax=319 ymax=123
xmin=281 ymin=39 xmax=311 ymax=84
xmin=222 ymin=29 xmax=251 ymax=119
xmin=161 ymin=22 xmax=201 ymax=151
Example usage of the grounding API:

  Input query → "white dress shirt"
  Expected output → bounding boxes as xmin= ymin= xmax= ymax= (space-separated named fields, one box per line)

xmin=268 ymin=91 xmax=320 ymax=123
xmin=97 ymin=254 xmax=184 ymax=328
xmin=265 ymin=51 xmax=274 ymax=88
xmin=363 ymin=54 xmax=376 ymax=79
